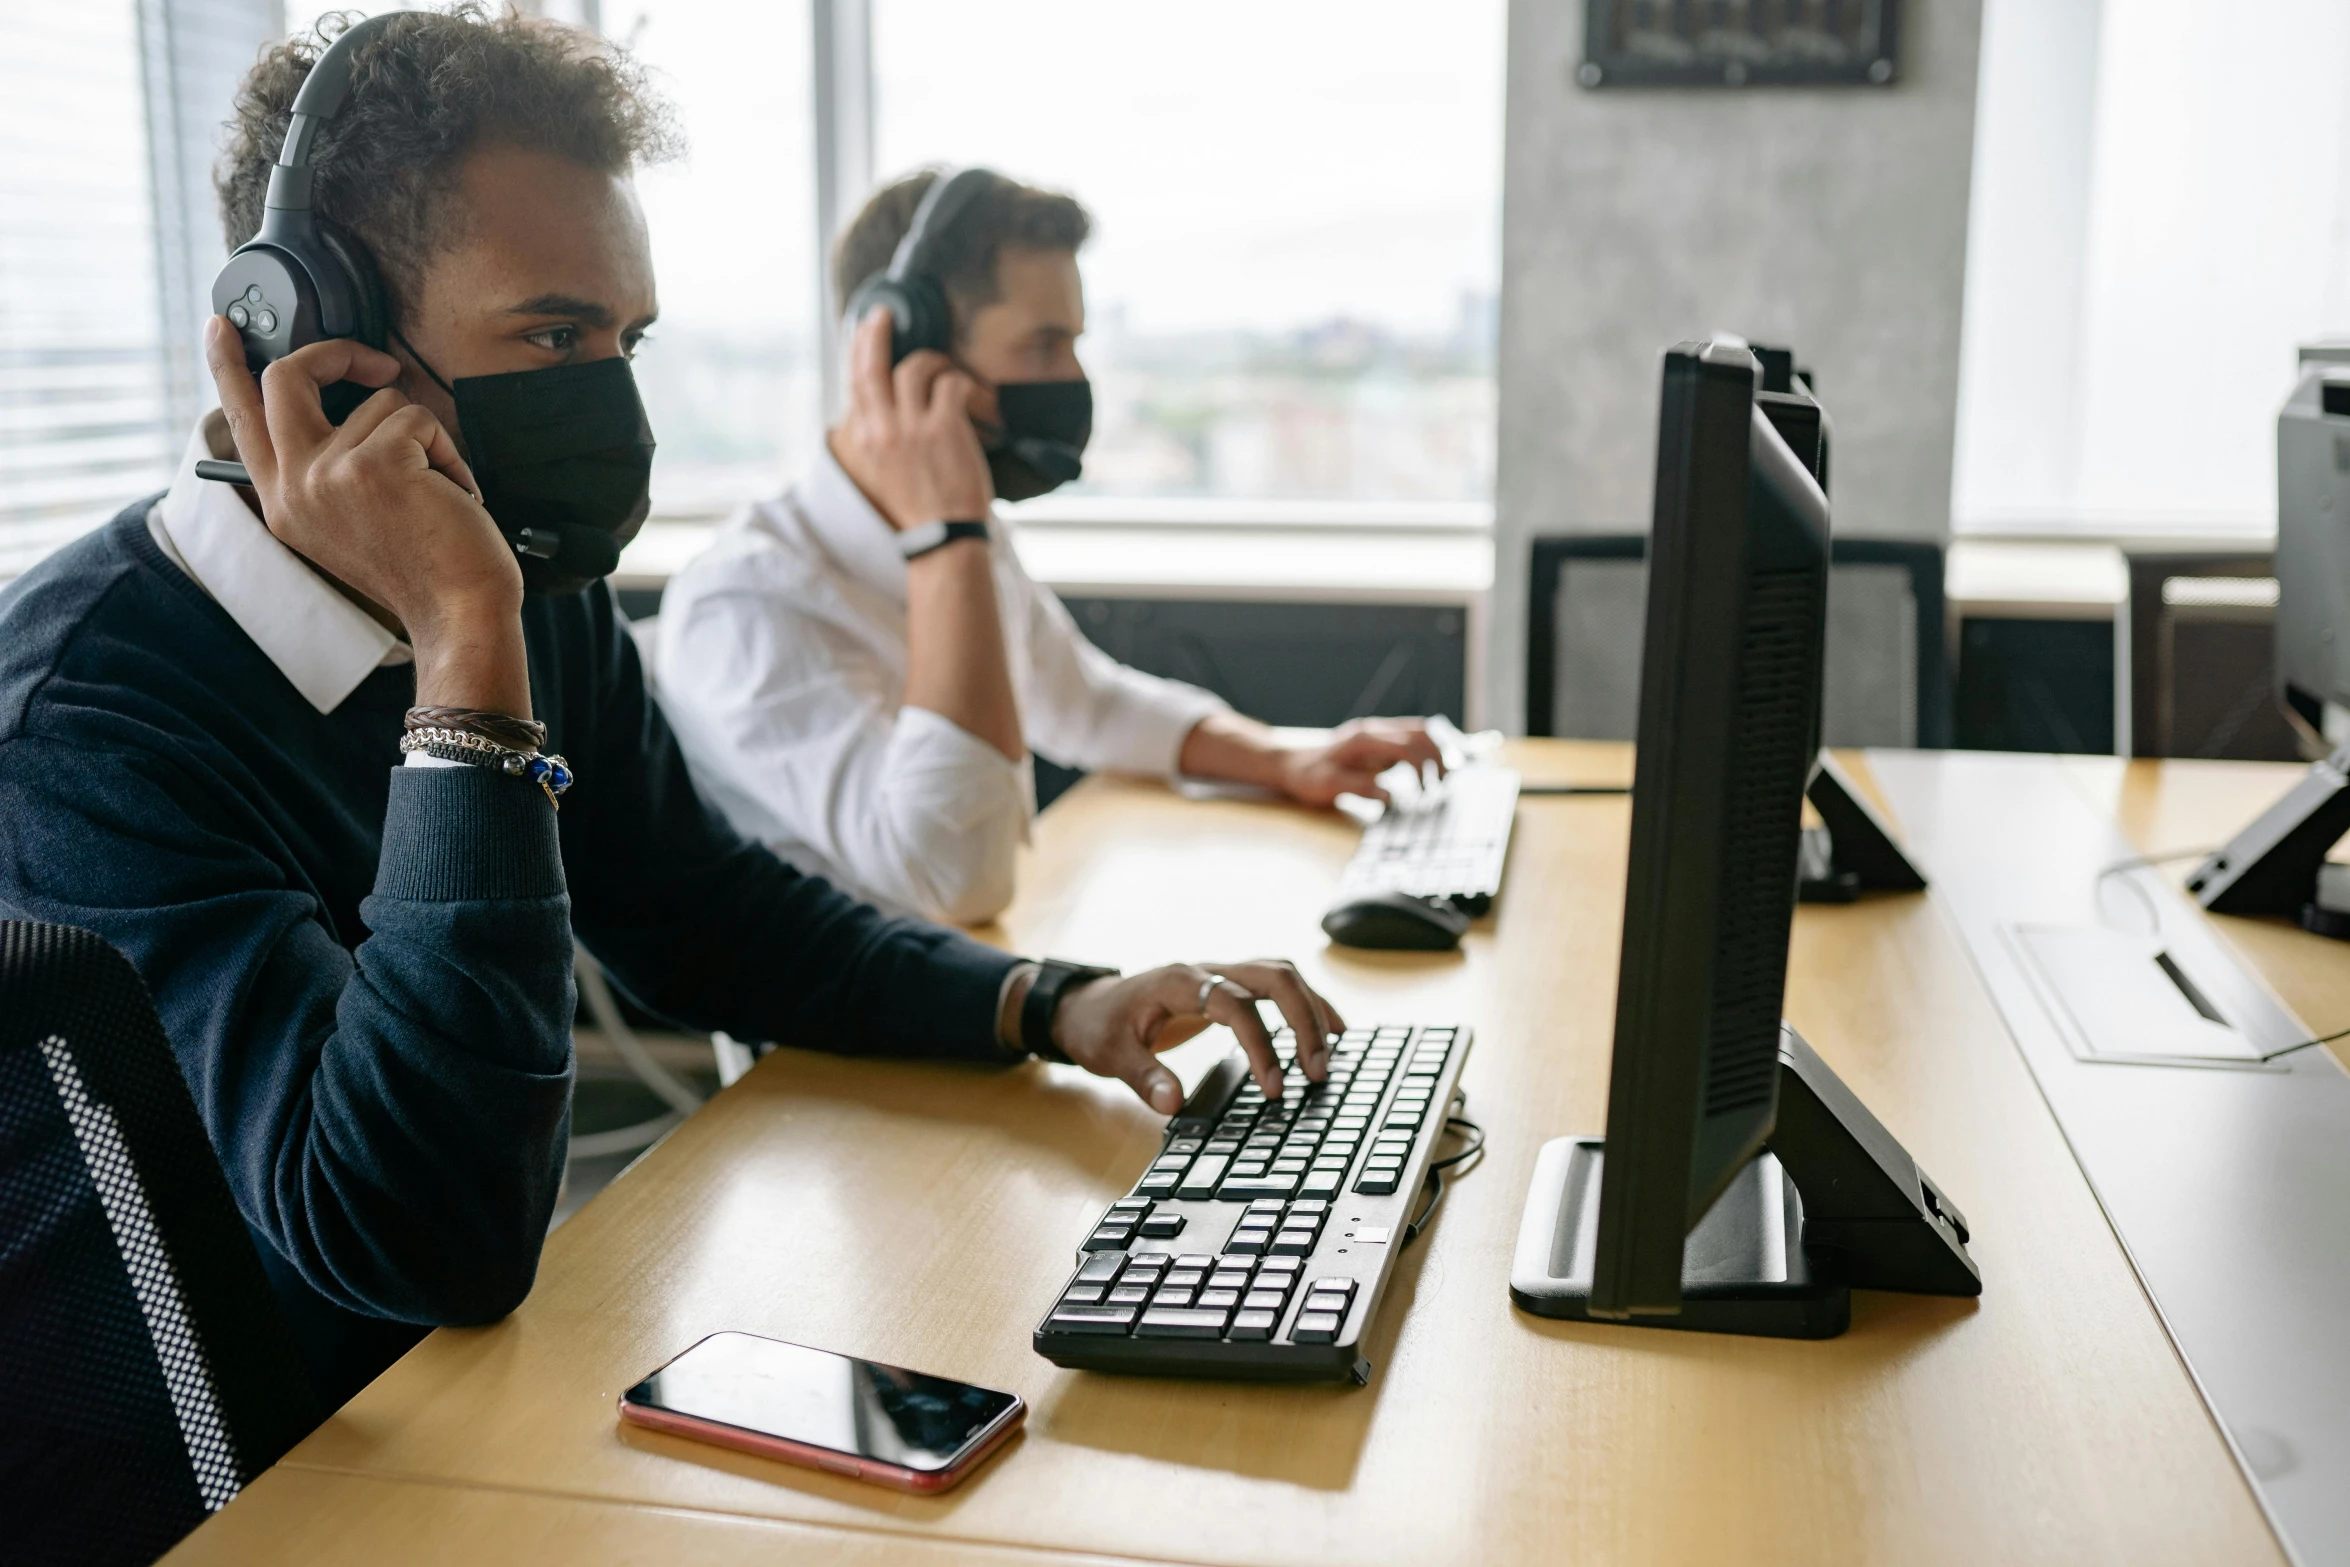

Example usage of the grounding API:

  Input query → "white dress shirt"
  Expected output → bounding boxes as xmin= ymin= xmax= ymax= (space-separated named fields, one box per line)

xmin=146 ymin=412 xmax=452 ymax=766
xmin=656 ymin=446 xmax=1228 ymax=924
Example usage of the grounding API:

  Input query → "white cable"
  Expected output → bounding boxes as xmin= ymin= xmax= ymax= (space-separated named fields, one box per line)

xmin=565 ymin=1111 xmax=683 ymax=1160
xmin=573 ymin=944 xmax=704 ymax=1117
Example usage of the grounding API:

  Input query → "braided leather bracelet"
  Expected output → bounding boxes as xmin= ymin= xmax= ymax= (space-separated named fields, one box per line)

xmin=405 ymin=705 xmax=548 ymax=754
xmin=399 ymin=727 xmax=574 ymax=809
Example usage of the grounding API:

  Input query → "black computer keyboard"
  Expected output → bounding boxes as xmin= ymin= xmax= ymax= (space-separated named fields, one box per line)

xmin=1333 ymin=766 xmax=1519 ymax=916
xmin=1034 ymin=1023 xmax=1473 ymax=1383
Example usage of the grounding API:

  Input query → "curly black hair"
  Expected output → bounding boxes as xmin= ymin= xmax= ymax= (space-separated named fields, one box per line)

xmin=217 ymin=5 xmax=678 ymax=315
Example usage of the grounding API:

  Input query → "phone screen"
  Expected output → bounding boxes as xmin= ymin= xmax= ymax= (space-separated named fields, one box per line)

xmin=625 ymin=1333 xmax=1019 ymax=1473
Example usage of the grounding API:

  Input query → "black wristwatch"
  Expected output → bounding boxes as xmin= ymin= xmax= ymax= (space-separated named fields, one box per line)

xmin=898 ymin=519 xmax=989 ymax=561
xmin=1022 ymin=959 xmax=1120 ymax=1062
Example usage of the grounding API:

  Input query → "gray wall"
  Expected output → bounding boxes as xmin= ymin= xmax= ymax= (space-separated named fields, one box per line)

xmin=1488 ymin=0 xmax=1984 ymax=733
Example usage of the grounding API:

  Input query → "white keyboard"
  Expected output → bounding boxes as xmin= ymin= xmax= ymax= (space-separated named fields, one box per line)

xmin=1333 ymin=766 xmax=1520 ymax=915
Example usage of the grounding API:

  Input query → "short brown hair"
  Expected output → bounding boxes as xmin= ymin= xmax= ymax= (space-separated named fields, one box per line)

xmin=217 ymin=5 xmax=677 ymax=315
xmin=831 ymin=169 xmax=1091 ymax=338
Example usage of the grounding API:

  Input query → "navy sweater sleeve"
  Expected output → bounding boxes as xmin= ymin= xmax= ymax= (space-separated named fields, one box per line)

xmin=0 ymin=734 xmax=575 ymax=1329
xmin=550 ymin=590 xmax=1021 ymax=1055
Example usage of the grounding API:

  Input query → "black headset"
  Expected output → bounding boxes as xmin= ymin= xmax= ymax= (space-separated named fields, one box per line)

xmin=210 ymin=13 xmax=395 ymax=424
xmin=204 ymin=14 xmax=630 ymax=581
xmin=842 ymin=166 xmax=998 ymax=365
xmin=839 ymin=166 xmax=1086 ymax=490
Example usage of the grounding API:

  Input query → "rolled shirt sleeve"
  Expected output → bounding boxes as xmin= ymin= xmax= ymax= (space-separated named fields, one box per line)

xmin=657 ymin=553 xmax=1033 ymax=924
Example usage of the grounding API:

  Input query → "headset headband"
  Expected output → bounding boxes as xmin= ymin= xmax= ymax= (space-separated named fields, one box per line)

xmin=262 ymin=12 xmax=399 ymax=218
xmin=884 ymin=167 xmax=996 ymax=284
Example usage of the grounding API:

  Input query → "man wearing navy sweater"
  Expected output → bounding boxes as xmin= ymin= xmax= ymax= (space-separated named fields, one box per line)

xmin=0 ymin=8 xmax=1337 ymax=1415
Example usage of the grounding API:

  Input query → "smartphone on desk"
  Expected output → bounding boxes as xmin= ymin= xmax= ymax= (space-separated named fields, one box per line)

xmin=618 ymin=1331 xmax=1024 ymax=1493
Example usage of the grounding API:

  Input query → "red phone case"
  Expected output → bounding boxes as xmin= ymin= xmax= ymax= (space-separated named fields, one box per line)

xmin=618 ymin=1377 xmax=1025 ymax=1493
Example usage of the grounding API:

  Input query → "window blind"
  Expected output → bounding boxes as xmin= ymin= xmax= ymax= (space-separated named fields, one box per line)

xmin=0 ymin=0 xmax=178 ymax=578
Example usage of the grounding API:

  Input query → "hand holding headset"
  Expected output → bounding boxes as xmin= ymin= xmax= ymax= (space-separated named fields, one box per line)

xmin=840 ymin=167 xmax=1083 ymax=490
xmin=195 ymin=13 xmax=636 ymax=586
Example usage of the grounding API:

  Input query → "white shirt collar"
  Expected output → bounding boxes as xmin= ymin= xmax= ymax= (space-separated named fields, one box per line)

xmin=148 ymin=412 xmax=410 ymax=714
xmin=793 ymin=439 xmax=913 ymax=604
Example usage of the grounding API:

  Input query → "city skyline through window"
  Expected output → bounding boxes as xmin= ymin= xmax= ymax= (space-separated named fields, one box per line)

xmin=870 ymin=0 xmax=1506 ymax=507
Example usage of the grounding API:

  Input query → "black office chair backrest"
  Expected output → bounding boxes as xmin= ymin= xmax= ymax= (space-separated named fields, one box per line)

xmin=1526 ymin=534 xmax=1951 ymax=747
xmin=2120 ymin=551 xmax=2302 ymax=761
xmin=0 ymin=921 xmax=315 ymax=1565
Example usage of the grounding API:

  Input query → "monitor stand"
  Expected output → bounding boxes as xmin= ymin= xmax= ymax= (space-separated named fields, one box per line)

xmin=1508 ymin=1026 xmax=1981 ymax=1339
xmin=1797 ymin=753 xmax=1928 ymax=903
xmin=2185 ymin=742 xmax=2350 ymax=938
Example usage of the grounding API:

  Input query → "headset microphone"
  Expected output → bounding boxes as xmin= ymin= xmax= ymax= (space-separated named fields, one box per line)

xmin=1005 ymin=434 xmax=1083 ymax=487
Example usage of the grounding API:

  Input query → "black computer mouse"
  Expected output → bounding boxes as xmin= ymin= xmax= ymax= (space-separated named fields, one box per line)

xmin=1321 ymin=892 xmax=1473 ymax=951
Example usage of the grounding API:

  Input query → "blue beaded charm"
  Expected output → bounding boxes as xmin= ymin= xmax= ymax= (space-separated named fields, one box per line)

xmin=522 ymin=752 xmax=573 ymax=809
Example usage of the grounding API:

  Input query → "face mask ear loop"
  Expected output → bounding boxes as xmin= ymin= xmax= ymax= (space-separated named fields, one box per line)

xmin=389 ymin=324 xmax=459 ymax=400
xmin=387 ymin=324 xmax=483 ymax=503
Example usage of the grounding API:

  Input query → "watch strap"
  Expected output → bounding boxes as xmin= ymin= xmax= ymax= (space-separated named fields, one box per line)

xmin=900 ymin=519 xmax=990 ymax=561
xmin=1022 ymin=959 xmax=1120 ymax=1061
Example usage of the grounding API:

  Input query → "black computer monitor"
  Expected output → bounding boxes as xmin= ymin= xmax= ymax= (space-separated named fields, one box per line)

xmin=1509 ymin=337 xmax=1980 ymax=1338
xmin=2187 ymin=352 xmax=2350 ymax=929
xmin=2277 ymin=355 xmax=2350 ymax=740
xmin=1750 ymin=344 xmax=1829 ymax=492
xmin=1594 ymin=337 xmax=1828 ymax=1313
xmin=1749 ymin=343 xmax=1926 ymax=904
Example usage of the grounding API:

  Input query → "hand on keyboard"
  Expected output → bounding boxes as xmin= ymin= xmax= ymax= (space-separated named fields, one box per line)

xmin=1049 ymin=960 xmax=1341 ymax=1113
xmin=1274 ymin=718 xmax=1445 ymax=808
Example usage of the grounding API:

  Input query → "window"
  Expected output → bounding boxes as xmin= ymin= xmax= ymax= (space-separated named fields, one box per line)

xmin=609 ymin=0 xmax=823 ymax=517
xmin=869 ymin=0 xmax=1505 ymax=506
xmin=0 ymin=0 xmax=177 ymax=577
xmin=1954 ymin=0 xmax=2350 ymax=540
xmin=2 ymin=0 xmax=1499 ymax=583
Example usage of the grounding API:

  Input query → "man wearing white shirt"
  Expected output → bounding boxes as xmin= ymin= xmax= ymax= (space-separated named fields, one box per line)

xmin=658 ymin=169 xmax=1440 ymax=924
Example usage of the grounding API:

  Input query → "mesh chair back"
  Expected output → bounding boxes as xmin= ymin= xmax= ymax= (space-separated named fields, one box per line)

xmin=1527 ymin=534 xmax=1949 ymax=747
xmin=2120 ymin=551 xmax=2300 ymax=760
xmin=0 ymin=921 xmax=315 ymax=1565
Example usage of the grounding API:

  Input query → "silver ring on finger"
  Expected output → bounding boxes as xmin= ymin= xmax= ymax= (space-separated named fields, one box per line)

xmin=1196 ymin=972 xmax=1226 ymax=1017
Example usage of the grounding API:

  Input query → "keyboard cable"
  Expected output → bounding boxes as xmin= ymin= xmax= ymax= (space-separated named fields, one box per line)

xmin=1402 ymin=1089 xmax=1487 ymax=1248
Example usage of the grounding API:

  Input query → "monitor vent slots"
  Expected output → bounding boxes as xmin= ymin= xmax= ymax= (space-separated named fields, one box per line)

xmin=1704 ymin=566 xmax=1823 ymax=1119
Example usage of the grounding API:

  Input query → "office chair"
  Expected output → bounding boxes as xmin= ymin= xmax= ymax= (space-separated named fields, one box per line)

xmin=1525 ymin=534 xmax=1952 ymax=747
xmin=2120 ymin=551 xmax=2301 ymax=761
xmin=0 ymin=921 xmax=317 ymax=1565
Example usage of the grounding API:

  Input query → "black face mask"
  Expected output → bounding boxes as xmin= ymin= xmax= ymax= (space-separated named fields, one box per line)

xmin=400 ymin=333 xmax=657 ymax=596
xmin=982 ymin=378 xmax=1091 ymax=502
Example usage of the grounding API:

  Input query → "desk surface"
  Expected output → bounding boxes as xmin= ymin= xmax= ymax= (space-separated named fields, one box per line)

xmin=171 ymin=744 xmax=2286 ymax=1566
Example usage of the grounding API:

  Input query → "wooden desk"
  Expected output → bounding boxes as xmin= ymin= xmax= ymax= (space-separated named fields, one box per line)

xmin=169 ymin=743 xmax=2281 ymax=1565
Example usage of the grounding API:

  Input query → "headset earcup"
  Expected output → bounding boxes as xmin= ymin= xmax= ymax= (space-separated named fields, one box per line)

xmin=312 ymin=223 xmax=390 ymax=425
xmin=893 ymin=276 xmax=951 ymax=362
xmin=210 ymin=225 xmax=389 ymax=423
xmin=317 ymin=221 xmax=390 ymax=353
xmin=847 ymin=276 xmax=951 ymax=366
xmin=212 ymin=245 xmax=322 ymax=374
